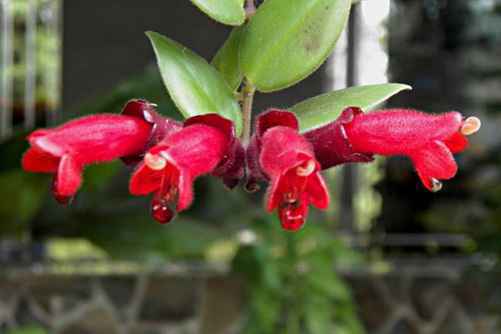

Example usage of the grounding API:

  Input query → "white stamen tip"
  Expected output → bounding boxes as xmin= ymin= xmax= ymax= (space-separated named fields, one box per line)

xmin=461 ymin=117 xmax=481 ymax=136
xmin=296 ymin=160 xmax=316 ymax=177
xmin=145 ymin=153 xmax=166 ymax=170
xmin=431 ymin=178 xmax=443 ymax=192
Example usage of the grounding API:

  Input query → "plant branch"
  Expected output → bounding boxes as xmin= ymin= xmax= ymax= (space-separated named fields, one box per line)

xmin=241 ymin=79 xmax=256 ymax=144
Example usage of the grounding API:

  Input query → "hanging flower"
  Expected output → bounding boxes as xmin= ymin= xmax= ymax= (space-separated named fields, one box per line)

xmin=248 ymin=109 xmax=330 ymax=231
xmin=129 ymin=114 xmax=241 ymax=224
xmin=22 ymin=113 xmax=153 ymax=203
xmin=306 ymin=107 xmax=481 ymax=191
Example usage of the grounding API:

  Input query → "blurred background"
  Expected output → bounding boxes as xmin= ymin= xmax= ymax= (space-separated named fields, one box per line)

xmin=0 ymin=0 xmax=500 ymax=333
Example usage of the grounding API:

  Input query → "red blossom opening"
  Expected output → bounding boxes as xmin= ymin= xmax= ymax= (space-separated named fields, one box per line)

xmin=22 ymin=114 xmax=153 ymax=203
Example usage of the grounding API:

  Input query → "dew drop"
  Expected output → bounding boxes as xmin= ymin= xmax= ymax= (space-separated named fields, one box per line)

xmin=151 ymin=199 xmax=175 ymax=224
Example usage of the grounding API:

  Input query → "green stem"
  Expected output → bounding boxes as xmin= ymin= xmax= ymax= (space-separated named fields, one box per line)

xmin=241 ymin=79 xmax=256 ymax=144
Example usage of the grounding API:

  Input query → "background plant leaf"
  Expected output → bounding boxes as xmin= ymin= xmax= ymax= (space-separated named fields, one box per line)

xmin=212 ymin=27 xmax=244 ymax=91
xmin=240 ymin=0 xmax=351 ymax=92
xmin=291 ymin=83 xmax=412 ymax=132
xmin=147 ymin=31 xmax=242 ymax=134
xmin=190 ymin=0 xmax=245 ymax=26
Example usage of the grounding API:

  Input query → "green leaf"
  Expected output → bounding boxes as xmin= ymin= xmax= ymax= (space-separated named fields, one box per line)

xmin=291 ymin=83 xmax=412 ymax=132
xmin=147 ymin=31 xmax=242 ymax=135
xmin=190 ymin=0 xmax=245 ymax=26
xmin=212 ymin=27 xmax=244 ymax=91
xmin=240 ymin=0 xmax=351 ymax=92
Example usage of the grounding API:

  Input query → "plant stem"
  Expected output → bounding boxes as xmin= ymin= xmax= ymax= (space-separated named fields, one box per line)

xmin=241 ymin=79 xmax=256 ymax=144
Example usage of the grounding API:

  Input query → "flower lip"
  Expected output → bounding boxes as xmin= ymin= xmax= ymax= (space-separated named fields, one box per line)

xmin=259 ymin=125 xmax=330 ymax=230
xmin=245 ymin=109 xmax=302 ymax=192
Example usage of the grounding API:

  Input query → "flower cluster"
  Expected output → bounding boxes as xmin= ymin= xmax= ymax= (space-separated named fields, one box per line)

xmin=22 ymin=100 xmax=480 ymax=231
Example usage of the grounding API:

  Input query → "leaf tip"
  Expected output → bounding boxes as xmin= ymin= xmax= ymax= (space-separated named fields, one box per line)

xmin=396 ymin=83 xmax=413 ymax=91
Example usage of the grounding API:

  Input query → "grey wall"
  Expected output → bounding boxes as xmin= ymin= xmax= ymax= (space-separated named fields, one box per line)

xmin=63 ymin=0 xmax=327 ymax=114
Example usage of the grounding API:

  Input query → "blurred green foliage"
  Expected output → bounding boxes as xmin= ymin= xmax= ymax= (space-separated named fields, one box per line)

xmin=7 ymin=326 xmax=47 ymax=334
xmin=233 ymin=217 xmax=364 ymax=334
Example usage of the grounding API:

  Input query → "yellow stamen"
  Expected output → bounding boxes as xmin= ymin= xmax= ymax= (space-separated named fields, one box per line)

xmin=461 ymin=116 xmax=481 ymax=136
xmin=296 ymin=160 xmax=316 ymax=177
xmin=145 ymin=153 xmax=166 ymax=170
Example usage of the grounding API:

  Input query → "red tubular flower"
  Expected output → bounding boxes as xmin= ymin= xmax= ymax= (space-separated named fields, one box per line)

xmin=249 ymin=110 xmax=330 ymax=231
xmin=307 ymin=107 xmax=481 ymax=191
xmin=129 ymin=114 xmax=240 ymax=224
xmin=22 ymin=113 xmax=154 ymax=203
xmin=120 ymin=99 xmax=182 ymax=164
xmin=304 ymin=107 xmax=374 ymax=170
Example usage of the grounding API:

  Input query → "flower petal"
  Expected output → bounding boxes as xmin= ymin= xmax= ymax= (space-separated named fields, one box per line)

xmin=176 ymin=171 xmax=194 ymax=212
xmin=307 ymin=173 xmax=330 ymax=209
xmin=54 ymin=155 xmax=83 ymax=197
xmin=265 ymin=174 xmax=282 ymax=212
xmin=443 ymin=132 xmax=469 ymax=153
xmin=129 ymin=162 xmax=163 ymax=195
xmin=22 ymin=148 xmax=60 ymax=172
xmin=255 ymin=109 xmax=299 ymax=138
xmin=411 ymin=140 xmax=457 ymax=190
xmin=279 ymin=195 xmax=309 ymax=231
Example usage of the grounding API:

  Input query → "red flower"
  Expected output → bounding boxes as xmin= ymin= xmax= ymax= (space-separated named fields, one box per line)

xmin=22 ymin=113 xmax=153 ymax=203
xmin=249 ymin=110 xmax=330 ymax=231
xmin=304 ymin=107 xmax=374 ymax=170
xmin=129 ymin=114 xmax=238 ymax=224
xmin=307 ymin=107 xmax=481 ymax=191
xmin=120 ymin=99 xmax=182 ymax=164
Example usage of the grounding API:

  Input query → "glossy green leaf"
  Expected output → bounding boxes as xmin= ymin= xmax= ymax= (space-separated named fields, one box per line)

xmin=212 ymin=27 xmax=244 ymax=91
xmin=240 ymin=0 xmax=351 ymax=92
xmin=147 ymin=31 xmax=242 ymax=134
xmin=291 ymin=83 xmax=412 ymax=132
xmin=190 ymin=0 xmax=245 ymax=26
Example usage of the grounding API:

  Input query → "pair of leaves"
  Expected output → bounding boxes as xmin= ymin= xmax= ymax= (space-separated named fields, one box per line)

xmin=214 ymin=0 xmax=351 ymax=93
xmin=149 ymin=0 xmax=411 ymax=137
xmin=149 ymin=0 xmax=352 ymax=134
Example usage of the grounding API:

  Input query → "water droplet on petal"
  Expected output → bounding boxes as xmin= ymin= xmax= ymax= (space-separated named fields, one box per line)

xmin=431 ymin=178 xmax=443 ymax=192
xmin=151 ymin=199 xmax=175 ymax=224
